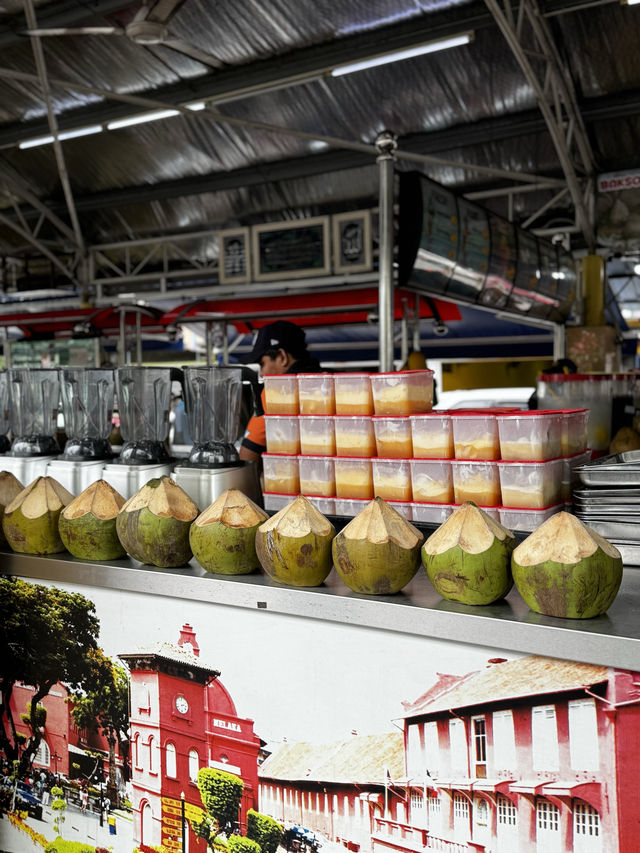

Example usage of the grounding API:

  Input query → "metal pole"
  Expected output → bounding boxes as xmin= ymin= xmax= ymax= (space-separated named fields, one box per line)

xmin=119 ymin=312 xmax=125 ymax=365
xmin=181 ymin=791 xmax=186 ymax=852
xmin=376 ymin=131 xmax=397 ymax=372
xmin=136 ymin=312 xmax=142 ymax=365
xmin=205 ymin=323 xmax=212 ymax=366
xmin=3 ymin=328 xmax=11 ymax=368
xmin=553 ymin=323 xmax=566 ymax=361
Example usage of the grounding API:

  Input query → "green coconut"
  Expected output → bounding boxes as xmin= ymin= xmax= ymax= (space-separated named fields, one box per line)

xmin=255 ymin=495 xmax=335 ymax=587
xmin=190 ymin=489 xmax=269 ymax=574
xmin=3 ymin=476 xmax=74 ymax=555
xmin=59 ymin=480 xmax=127 ymax=561
xmin=0 ymin=472 xmax=25 ymax=548
xmin=422 ymin=502 xmax=515 ymax=604
xmin=116 ymin=476 xmax=199 ymax=567
xmin=512 ymin=511 xmax=623 ymax=618
xmin=332 ymin=496 xmax=424 ymax=595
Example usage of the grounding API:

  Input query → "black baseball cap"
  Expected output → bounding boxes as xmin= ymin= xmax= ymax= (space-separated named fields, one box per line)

xmin=243 ymin=320 xmax=308 ymax=363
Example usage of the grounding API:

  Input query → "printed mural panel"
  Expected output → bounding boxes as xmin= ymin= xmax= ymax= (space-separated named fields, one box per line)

xmin=1 ymin=577 xmax=638 ymax=853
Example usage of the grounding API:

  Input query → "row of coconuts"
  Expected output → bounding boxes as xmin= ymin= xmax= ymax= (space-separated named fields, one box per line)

xmin=0 ymin=472 xmax=623 ymax=620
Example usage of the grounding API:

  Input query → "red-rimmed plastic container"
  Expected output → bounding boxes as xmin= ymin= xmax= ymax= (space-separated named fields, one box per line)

xmin=297 ymin=373 xmax=335 ymax=415
xmin=561 ymin=408 xmax=590 ymax=456
xmin=262 ymin=374 xmax=299 ymax=415
xmin=299 ymin=415 xmax=336 ymax=456
xmin=262 ymin=453 xmax=299 ymax=495
xmin=498 ymin=503 xmax=564 ymax=532
xmin=409 ymin=458 xmax=454 ymax=504
xmin=334 ymin=497 xmax=371 ymax=517
xmin=372 ymin=415 xmax=413 ymax=458
xmin=298 ymin=455 xmax=335 ymax=497
xmin=411 ymin=502 xmax=454 ymax=524
xmin=451 ymin=412 xmax=500 ymax=460
xmin=410 ymin=412 xmax=454 ymax=459
xmin=334 ymin=456 xmax=374 ymax=500
xmin=537 ymin=373 xmax=611 ymax=451
xmin=369 ymin=369 xmax=434 ymax=416
xmin=497 ymin=458 xmax=563 ymax=508
xmin=450 ymin=459 xmax=501 ymax=506
xmin=496 ymin=410 xmax=564 ymax=461
xmin=264 ymin=414 xmax=300 ymax=455
xmin=263 ymin=492 xmax=295 ymax=513
xmin=371 ymin=457 xmax=413 ymax=501
xmin=305 ymin=495 xmax=336 ymax=515
xmin=333 ymin=415 xmax=376 ymax=457
xmin=333 ymin=373 xmax=374 ymax=416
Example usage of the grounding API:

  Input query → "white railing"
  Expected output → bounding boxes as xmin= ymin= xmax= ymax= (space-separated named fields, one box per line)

xmin=372 ymin=818 xmax=472 ymax=853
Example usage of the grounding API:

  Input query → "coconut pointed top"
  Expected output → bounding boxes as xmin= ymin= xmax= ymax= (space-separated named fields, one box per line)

xmin=196 ymin=489 xmax=268 ymax=528
xmin=122 ymin=476 xmax=199 ymax=521
xmin=5 ymin=476 xmax=74 ymax=519
xmin=423 ymin=502 xmax=514 ymax=556
xmin=0 ymin=471 xmax=24 ymax=505
xmin=513 ymin=511 xmax=621 ymax=565
xmin=259 ymin=495 xmax=334 ymax=538
xmin=62 ymin=479 xmax=125 ymax=521
xmin=341 ymin=496 xmax=423 ymax=548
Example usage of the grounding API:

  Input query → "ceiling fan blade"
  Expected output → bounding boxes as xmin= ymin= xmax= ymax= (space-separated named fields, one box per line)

xmin=23 ymin=26 xmax=124 ymax=37
xmin=146 ymin=0 xmax=188 ymax=25
xmin=162 ymin=37 xmax=224 ymax=69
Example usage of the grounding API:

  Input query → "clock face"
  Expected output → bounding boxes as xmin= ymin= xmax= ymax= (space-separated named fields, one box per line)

xmin=175 ymin=695 xmax=189 ymax=714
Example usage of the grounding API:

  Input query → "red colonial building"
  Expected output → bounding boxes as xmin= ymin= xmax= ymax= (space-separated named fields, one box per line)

xmin=119 ymin=623 xmax=262 ymax=852
xmin=258 ymin=656 xmax=640 ymax=853
xmin=6 ymin=681 xmax=123 ymax=784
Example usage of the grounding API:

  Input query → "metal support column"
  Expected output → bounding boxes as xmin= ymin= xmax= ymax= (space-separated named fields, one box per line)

xmin=135 ymin=312 xmax=142 ymax=365
xmin=376 ymin=131 xmax=397 ymax=372
xmin=553 ymin=323 xmax=566 ymax=361
xmin=205 ymin=323 xmax=213 ymax=366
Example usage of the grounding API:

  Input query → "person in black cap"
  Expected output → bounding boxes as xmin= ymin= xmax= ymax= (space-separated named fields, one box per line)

xmin=239 ymin=320 xmax=322 ymax=462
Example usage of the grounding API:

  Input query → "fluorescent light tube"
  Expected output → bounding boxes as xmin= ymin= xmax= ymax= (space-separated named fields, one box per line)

xmin=185 ymin=101 xmax=206 ymax=110
xmin=107 ymin=109 xmax=180 ymax=130
xmin=330 ymin=32 xmax=473 ymax=77
xmin=19 ymin=125 xmax=103 ymax=149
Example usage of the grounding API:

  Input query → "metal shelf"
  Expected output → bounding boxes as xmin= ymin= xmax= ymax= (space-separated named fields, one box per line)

xmin=4 ymin=551 xmax=639 ymax=670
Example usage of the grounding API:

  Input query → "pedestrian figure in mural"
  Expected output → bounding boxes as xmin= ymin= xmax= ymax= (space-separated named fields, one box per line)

xmin=81 ymin=787 xmax=89 ymax=813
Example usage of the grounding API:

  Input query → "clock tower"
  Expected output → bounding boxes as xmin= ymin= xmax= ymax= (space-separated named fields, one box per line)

xmin=120 ymin=623 xmax=261 ymax=852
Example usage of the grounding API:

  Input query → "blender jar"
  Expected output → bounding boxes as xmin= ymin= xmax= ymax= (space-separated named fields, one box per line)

xmin=183 ymin=366 xmax=244 ymax=465
xmin=8 ymin=367 xmax=61 ymax=456
xmin=61 ymin=368 xmax=115 ymax=460
xmin=116 ymin=367 xmax=173 ymax=464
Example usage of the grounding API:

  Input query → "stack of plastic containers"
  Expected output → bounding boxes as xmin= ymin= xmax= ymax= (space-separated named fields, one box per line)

xmin=262 ymin=370 xmax=435 ymax=517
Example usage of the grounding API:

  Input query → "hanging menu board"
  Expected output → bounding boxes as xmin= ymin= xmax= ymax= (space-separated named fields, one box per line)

xmin=252 ymin=216 xmax=331 ymax=282
xmin=449 ymin=198 xmax=489 ymax=302
xmin=481 ymin=214 xmax=516 ymax=309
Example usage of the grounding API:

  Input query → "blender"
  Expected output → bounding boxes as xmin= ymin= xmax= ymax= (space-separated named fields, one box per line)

xmin=3 ymin=368 xmax=62 ymax=483
xmin=46 ymin=368 xmax=116 ymax=495
xmin=0 ymin=371 xmax=11 ymax=454
xmin=101 ymin=366 xmax=175 ymax=498
xmin=173 ymin=366 xmax=261 ymax=508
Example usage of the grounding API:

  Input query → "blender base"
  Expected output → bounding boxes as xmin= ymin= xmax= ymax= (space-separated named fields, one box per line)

xmin=102 ymin=461 xmax=173 ymax=500
xmin=0 ymin=455 xmax=58 ymax=485
xmin=46 ymin=459 xmax=110 ymax=497
xmin=173 ymin=462 xmax=261 ymax=511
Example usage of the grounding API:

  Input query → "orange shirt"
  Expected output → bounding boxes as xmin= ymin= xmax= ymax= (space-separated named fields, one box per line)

xmin=240 ymin=388 xmax=267 ymax=455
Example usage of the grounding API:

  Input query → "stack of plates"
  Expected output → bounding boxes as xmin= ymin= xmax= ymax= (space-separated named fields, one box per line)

xmin=574 ymin=450 xmax=640 ymax=563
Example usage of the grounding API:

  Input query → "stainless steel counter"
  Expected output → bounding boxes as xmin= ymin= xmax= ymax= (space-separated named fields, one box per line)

xmin=3 ymin=551 xmax=639 ymax=670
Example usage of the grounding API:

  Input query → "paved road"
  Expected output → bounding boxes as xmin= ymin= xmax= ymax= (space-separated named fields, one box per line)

xmin=0 ymin=804 xmax=133 ymax=853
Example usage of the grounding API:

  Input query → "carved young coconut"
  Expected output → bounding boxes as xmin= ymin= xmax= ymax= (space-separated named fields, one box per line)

xmin=332 ymin=497 xmax=424 ymax=595
xmin=255 ymin=495 xmax=335 ymax=587
xmin=116 ymin=476 xmax=199 ymax=567
xmin=0 ymin=471 xmax=24 ymax=548
xmin=512 ymin=511 xmax=622 ymax=618
xmin=422 ymin=502 xmax=515 ymax=604
xmin=3 ymin=476 xmax=73 ymax=555
xmin=59 ymin=480 xmax=126 ymax=561
xmin=190 ymin=489 xmax=269 ymax=574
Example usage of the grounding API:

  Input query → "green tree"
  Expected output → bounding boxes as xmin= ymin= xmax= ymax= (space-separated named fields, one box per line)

xmin=51 ymin=785 xmax=67 ymax=838
xmin=71 ymin=651 xmax=130 ymax=805
xmin=228 ymin=837 xmax=261 ymax=853
xmin=246 ymin=810 xmax=283 ymax=853
xmin=192 ymin=768 xmax=244 ymax=851
xmin=0 ymin=578 xmax=101 ymax=777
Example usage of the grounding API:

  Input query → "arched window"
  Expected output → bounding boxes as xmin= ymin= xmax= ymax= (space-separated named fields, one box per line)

xmin=165 ymin=742 xmax=177 ymax=778
xmin=141 ymin=801 xmax=153 ymax=846
xmin=188 ymin=749 xmax=199 ymax=781
xmin=148 ymin=736 xmax=155 ymax=773
xmin=133 ymin=732 xmax=141 ymax=769
xmin=33 ymin=739 xmax=50 ymax=768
